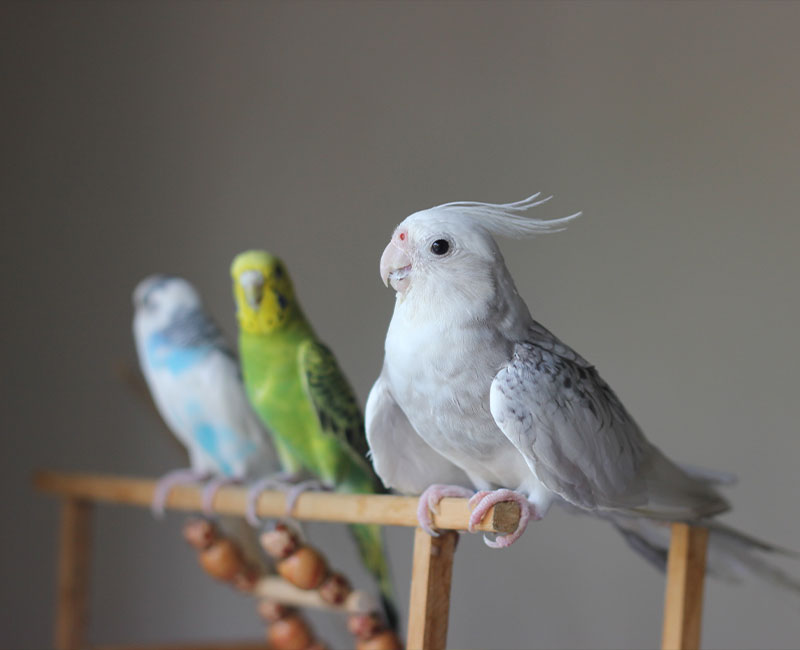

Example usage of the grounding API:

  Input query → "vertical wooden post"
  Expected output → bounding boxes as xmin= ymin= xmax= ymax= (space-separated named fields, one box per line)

xmin=55 ymin=498 xmax=93 ymax=650
xmin=406 ymin=528 xmax=459 ymax=650
xmin=662 ymin=523 xmax=709 ymax=650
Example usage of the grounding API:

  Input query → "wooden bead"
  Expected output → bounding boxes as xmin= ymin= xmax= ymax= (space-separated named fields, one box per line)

xmin=260 ymin=524 xmax=300 ymax=559
xmin=232 ymin=566 xmax=259 ymax=592
xmin=318 ymin=572 xmax=352 ymax=605
xmin=267 ymin=614 xmax=313 ymax=650
xmin=356 ymin=630 xmax=403 ymax=650
xmin=276 ymin=547 xmax=328 ymax=590
xmin=347 ymin=613 xmax=383 ymax=640
xmin=198 ymin=539 xmax=245 ymax=582
xmin=258 ymin=599 xmax=291 ymax=623
xmin=182 ymin=518 xmax=216 ymax=550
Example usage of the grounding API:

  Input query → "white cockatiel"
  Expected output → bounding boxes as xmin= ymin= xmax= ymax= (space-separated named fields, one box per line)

xmin=133 ymin=275 xmax=279 ymax=566
xmin=366 ymin=194 xmax=800 ymax=598
xmin=368 ymin=193 xmax=728 ymax=547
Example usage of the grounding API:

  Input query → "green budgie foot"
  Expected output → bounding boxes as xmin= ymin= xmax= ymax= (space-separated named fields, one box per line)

xmin=284 ymin=479 xmax=331 ymax=514
xmin=245 ymin=473 xmax=330 ymax=525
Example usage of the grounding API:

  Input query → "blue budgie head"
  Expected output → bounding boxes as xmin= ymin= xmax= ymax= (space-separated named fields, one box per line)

xmin=133 ymin=275 xmax=202 ymax=327
xmin=133 ymin=275 xmax=228 ymax=375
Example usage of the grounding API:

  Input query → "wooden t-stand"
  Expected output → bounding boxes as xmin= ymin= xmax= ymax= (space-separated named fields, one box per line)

xmin=34 ymin=470 xmax=709 ymax=650
xmin=662 ymin=524 xmax=709 ymax=650
xmin=35 ymin=471 xmax=519 ymax=650
xmin=55 ymin=497 xmax=93 ymax=650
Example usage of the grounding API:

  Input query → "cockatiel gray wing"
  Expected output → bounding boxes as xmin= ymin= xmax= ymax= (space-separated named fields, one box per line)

xmin=365 ymin=371 xmax=473 ymax=495
xmin=490 ymin=322 xmax=730 ymax=520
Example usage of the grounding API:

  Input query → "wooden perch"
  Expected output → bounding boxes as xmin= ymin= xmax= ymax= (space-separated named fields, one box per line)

xmin=254 ymin=576 xmax=370 ymax=614
xmin=37 ymin=468 xmax=714 ymax=650
xmin=34 ymin=470 xmax=521 ymax=534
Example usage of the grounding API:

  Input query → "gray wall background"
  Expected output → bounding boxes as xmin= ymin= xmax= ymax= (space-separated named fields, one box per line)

xmin=2 ymin=2 xmax=799 ymax=648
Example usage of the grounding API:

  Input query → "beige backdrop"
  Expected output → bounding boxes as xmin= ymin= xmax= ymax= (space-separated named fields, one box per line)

xmin=2 ymin=2 xmax=799 ymax=648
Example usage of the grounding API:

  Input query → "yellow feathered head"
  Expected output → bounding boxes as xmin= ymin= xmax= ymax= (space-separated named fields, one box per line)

xmin=231 ymin=250 xmax=296 ymax=334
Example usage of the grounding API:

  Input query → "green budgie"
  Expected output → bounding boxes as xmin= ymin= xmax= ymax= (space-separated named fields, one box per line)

xmin=231 ymin=250 xmax=397 ymax=630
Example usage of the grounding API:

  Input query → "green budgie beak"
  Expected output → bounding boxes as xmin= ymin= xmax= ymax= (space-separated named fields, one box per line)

xmin=239 ymin=269 xmax=265 ymax=310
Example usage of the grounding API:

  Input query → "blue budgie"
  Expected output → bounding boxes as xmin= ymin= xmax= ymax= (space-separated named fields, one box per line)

xmin=132 ymin=275 xmax=279 ymax=567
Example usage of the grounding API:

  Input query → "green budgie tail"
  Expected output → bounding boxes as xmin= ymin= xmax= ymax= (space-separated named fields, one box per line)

xmin=349 ymin=523 xmax=399 ymax=632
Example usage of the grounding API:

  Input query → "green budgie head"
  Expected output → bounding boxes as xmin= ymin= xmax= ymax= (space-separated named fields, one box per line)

xmin=231 ymin=250 xmax=297 ymax=335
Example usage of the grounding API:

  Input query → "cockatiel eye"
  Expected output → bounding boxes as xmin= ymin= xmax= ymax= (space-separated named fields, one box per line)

xmin=430 ymin=239 xmax=450 ymax=255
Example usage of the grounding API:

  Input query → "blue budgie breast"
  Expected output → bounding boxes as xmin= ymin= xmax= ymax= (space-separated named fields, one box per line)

xmin=186 ymin=401 xmax=258 ymax=477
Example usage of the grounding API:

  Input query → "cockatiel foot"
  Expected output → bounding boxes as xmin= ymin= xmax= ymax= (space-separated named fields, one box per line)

xmin=468 ymin=489 xmax=537 ymax=548
xmin=151 ymin=468 xmax=211 ymax=518
xmin=201 ymin=477 xmax=243 ymax=515
xmin=416 ymin=484 xmax=476 ymax=537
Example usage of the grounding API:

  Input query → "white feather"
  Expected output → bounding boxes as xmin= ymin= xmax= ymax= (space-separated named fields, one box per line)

xmin=410 ymin=193 xmax=582 ymax=239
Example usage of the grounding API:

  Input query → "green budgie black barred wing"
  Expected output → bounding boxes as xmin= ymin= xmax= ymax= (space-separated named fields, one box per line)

xmin=299 ymin=340 xmax=374 ymax=472
xmin=298 ymin=339 xmax=397 ymax=630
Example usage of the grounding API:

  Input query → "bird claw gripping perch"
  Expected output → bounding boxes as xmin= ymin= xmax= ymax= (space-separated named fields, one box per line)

xmin=245 ymin=473 xmax=328 ymax=526
xmin=468 ymin=489 xmax=538 ymax=548
xmin=201 ymin=476 xmax=243 ymax=515
xmin=151 ymin=468 xmax=211 ymax=518
xmin=246 ymin=476 xmax=282 ymax=526
xmin=284 ymin=479 xmax=332 ymax=515
xmin=416 ymin=484 xmax=476 ymax=536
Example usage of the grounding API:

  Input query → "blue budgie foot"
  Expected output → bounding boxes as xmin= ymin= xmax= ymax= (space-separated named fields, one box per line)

xmin=151 ymin=468 xmax=212 ymax=518
xmin=201 ymin=477 xmax=243 ymax=515
xmin=467 ymin=489 xmax=539 ymax=549
xmin=416 ymin=484 xmax=476 ymax=537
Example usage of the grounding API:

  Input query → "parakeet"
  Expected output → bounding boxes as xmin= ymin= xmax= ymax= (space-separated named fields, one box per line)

xmin=133 ymin=275 xmax=279 ymax=568
xmin=230 ymin=251 xmax=397 ymax=629
xmin=366 ymin=194 xmax=800 ymax=595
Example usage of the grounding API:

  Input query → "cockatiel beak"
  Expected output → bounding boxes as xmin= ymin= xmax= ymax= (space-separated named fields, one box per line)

xmin=239 ymin=269 xmax=266 ymax=310
xmin=380 ymin=238 xmax=413 ymax=292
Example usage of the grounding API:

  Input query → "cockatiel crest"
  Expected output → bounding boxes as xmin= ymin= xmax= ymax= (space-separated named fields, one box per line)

xmin=380 ymin=193 xmax=581 ymax=311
